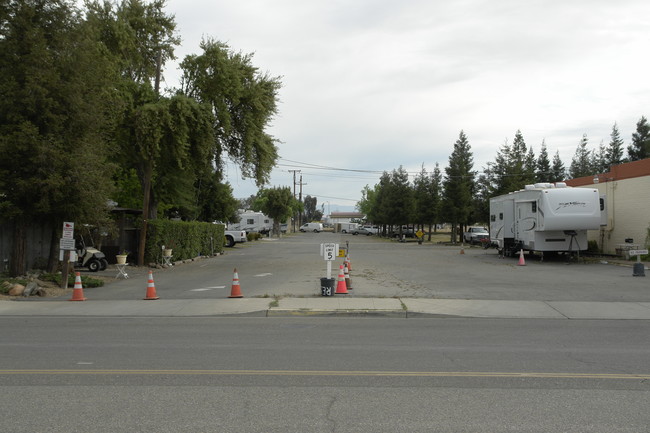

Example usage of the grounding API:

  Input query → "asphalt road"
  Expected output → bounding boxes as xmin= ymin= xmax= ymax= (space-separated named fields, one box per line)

xmin=79 ymin=231 xmax=650 ymax=302
xmin=1 ymin=317 xmax=649 ymax=432
xmin=4 ymin=233 xmax=649 ymax=432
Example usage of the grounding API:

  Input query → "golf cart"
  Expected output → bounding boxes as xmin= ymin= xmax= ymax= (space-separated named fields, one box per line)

xmin=75 ymin=235 xmax=108 ymax=272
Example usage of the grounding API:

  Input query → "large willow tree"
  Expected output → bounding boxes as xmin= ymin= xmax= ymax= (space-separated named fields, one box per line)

xmin=180 ymin=39 xmax=282 ymax=186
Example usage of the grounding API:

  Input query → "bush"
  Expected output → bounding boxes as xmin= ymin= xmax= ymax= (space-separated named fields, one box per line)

xmin=146 ymin=220 xmax=224 ymax=263
xmin=247 ymin=232 xmax=263 ymax=241
xmin=587 ymin=240 xmax=600 ymax=253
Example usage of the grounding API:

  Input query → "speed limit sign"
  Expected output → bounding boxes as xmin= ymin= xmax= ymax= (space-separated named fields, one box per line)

xmin=321 ymin=243 xmax=338 ymax=261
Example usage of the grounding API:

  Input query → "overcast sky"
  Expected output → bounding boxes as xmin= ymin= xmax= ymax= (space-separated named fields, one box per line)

xmin=163 ymin=0 xmax=650 ymax=212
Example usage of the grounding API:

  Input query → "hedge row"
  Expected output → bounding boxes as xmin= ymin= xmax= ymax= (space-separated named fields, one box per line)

xmin=145 ymin=220 xmax=225 ymax=263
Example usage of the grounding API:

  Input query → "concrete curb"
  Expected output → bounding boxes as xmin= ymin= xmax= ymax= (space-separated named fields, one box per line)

xmin=2 ymin=297 xmax=650 ymax=319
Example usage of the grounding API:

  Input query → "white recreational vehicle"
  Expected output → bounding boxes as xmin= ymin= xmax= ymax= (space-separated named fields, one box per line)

xmin=228 ymin=211 xmax=273 ymax=234
xmin=489 ymin=183 xmax=604 ymax=257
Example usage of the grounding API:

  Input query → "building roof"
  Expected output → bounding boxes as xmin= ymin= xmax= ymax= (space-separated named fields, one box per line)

xmin=565 ymin=158 xmax=650 ymax=187
xmin=329 ymin=212 xmax=365 ymax=219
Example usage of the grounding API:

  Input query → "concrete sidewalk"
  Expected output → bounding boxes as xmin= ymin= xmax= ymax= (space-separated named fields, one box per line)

xmin=1 ymin=297 xmax=650 ymax=319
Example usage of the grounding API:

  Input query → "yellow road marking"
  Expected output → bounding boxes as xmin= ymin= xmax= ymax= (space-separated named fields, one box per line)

xmin=0 ymin=370 xmax=648 ymax=380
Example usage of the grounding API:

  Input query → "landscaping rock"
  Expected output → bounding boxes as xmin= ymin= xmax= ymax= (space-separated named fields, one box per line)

xmin=23 ymin=281 xmax=39 ymax=297
xmin=8 ymin=284 xmax=25 ymax=296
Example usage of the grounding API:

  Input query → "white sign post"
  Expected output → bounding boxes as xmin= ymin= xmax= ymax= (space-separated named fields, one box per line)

xmin=60 ymin=222 xmax=75 ymax=289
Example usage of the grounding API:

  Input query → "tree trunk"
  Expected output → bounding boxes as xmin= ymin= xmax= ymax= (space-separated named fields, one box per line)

xmin=47 ymin=224 xmax=59 ymax=273
xmin=138 ymin=163 xmax=153 ymax=266
xmin=10 ymin=221 xmax=26 ymax=277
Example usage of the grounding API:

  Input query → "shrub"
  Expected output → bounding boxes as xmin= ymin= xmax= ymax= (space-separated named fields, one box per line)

xmin=587 ymin=240 xmax=600 ymax=253
xmin=146 ymin=220 xmax=224 ymax=263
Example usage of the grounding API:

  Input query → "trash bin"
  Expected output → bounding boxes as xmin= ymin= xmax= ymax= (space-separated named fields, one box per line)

xmin=320 ymin=277 xmax=336 ymax=296
xmin=633 ymin=262 xmax=645 ymax=277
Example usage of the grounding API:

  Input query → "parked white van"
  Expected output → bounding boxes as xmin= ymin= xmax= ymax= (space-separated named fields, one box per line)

xmin=300 ymin=222 xmax=323 ymax=232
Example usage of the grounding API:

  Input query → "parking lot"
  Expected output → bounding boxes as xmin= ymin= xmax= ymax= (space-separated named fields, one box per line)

xmin=79 ymin=232 xmax=650 ymax=302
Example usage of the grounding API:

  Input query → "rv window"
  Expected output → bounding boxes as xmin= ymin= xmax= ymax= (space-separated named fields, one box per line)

xmin=600 ymin=198 xmax=604 ymax=211
xmin=532 ymin=202 xmax=537 ymax=213
xmin=499 ymin=213 xmax=503 ymax=220
xmin=246 ymin=219 xmax=254 ymax=225
xmin=490 ymin=215 xmax=495 ymax=222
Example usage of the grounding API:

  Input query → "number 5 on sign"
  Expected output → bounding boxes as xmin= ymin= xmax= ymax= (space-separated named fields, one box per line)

xmin=321 ymin=243 xmax=338 ymax=261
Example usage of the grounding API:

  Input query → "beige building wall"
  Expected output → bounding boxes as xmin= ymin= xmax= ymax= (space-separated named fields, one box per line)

xmin=584 ymin=176 xmax=650 ymax=255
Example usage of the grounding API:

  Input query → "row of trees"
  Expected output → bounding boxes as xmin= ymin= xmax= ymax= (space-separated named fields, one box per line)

xmin=0 ymin=0 xmax=281 ymax=275
xmin=358 ymin=119 xmax=650 ymax=242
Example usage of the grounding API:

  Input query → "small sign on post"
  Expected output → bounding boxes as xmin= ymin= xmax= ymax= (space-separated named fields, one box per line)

xmin=60 ymin=222 xmax=75 ymax=289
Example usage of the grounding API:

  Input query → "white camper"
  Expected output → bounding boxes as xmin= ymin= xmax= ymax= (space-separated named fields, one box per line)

xmin=228 ymin=211 xmax=273 ymax=234
xmin=489 ymin=183 xmax=604 ymax=256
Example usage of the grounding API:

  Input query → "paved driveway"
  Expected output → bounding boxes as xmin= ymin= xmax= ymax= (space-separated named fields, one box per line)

xmin=75 ymin=232 xmax=649 ymax=302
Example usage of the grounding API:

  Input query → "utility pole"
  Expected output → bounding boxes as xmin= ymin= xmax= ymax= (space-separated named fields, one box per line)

xmin=298 ymin=174 xmax=308 ymax=226
xmin=288 ymin=170 xmax=301 ymax=232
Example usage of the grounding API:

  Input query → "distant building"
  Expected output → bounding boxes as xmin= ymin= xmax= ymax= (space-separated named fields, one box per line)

xmin=565 ymin=158 xmax=650 ymax=255
xmin=327 ymin=212 xmax=365 ymax=225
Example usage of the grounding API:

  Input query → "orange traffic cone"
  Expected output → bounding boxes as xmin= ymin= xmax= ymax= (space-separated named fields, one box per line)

xmin=517 ymin=249 xmax=526 ymax=266
xmin=69 ymin=272 xmax=87 ymax=301
xmin=229 ymin=268 xmax=243 ymax=298
xmin=345 ymin=255 xmax=352 ymax=271
xmin=460 ymin=247 xmax=465 ymax=254
xmin=143 ymin=270 xmax=159 ymax=300
xmin=344 ymin=262 xmax=352 ymax=289
xmin=335 ymin=264 xmax=348 ymax=294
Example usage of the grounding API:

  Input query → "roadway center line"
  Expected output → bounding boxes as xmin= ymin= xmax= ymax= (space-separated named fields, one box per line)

xmin=0 ymin=370 xmax=648 ymax=380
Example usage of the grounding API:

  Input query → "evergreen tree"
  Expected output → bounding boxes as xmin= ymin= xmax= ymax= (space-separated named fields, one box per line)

xmin=442 ymin=131 xmax=474 ymax=243
xmin=488 ymin=130 xmax=535 ymax=196
xmin=413 ymin=164 xmax=441 ymax=239
xmin=536 ymin=140 xmax=552 ymax=182
xmin=490 ymin=140 xmax=511 ymax=196
xmin=0 ymin=0 xmax=118 ymax=275
xmin=606 ymin=122 xmax=625 ymax=166
xmin=592 ymin=141 xmax=608 ymax=174
xmin=384 ymin=166 xmax=414 ymax=231
xmin=357 ymin=184 xmax=378 ymax=224
xmin=550 ymin=151 xmax=566 ymax=182
xmin=628 ymin=116 xmax=650 ymax=161
xmin=430 ymin=163 xmax=443 ymax=235
xmin=510 ymin=131 xmax=529 ymax=184
xmin=524 ymin=145 xmax=537 ymax=184
xmin=569 ymin=134 xmax=594 ymax=178
xmin=195 ymin=171 xmax=239 ymax=223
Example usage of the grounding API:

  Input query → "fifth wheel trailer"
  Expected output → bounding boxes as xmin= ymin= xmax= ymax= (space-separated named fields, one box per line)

xmin=489 ymin=183 xmax=604 ymax=257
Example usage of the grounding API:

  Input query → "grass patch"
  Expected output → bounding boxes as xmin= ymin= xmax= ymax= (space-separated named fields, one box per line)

xmin=40 ymin=273 xmax=104 ymax=288
xmin=268 ymin=296 xmax=280 ymax=308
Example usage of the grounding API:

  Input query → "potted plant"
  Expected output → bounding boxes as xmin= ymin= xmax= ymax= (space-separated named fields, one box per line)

xmin=116 ymin=250 xmax=129 ymax=265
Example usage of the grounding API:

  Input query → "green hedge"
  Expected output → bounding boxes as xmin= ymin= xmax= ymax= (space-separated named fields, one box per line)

xmin=146 ymin=220 xmax=224 ymax=263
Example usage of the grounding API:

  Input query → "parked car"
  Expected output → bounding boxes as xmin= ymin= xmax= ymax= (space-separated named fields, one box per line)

xmin=390 ymin=227 xmax=416 ymax=238
xmin=463 ymin=227 xmax=489 ymax=245
xmin=352 ymin=227 xmax=374 ymax=236
xmin=362 ymin=226 xmax=379 ymax=234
